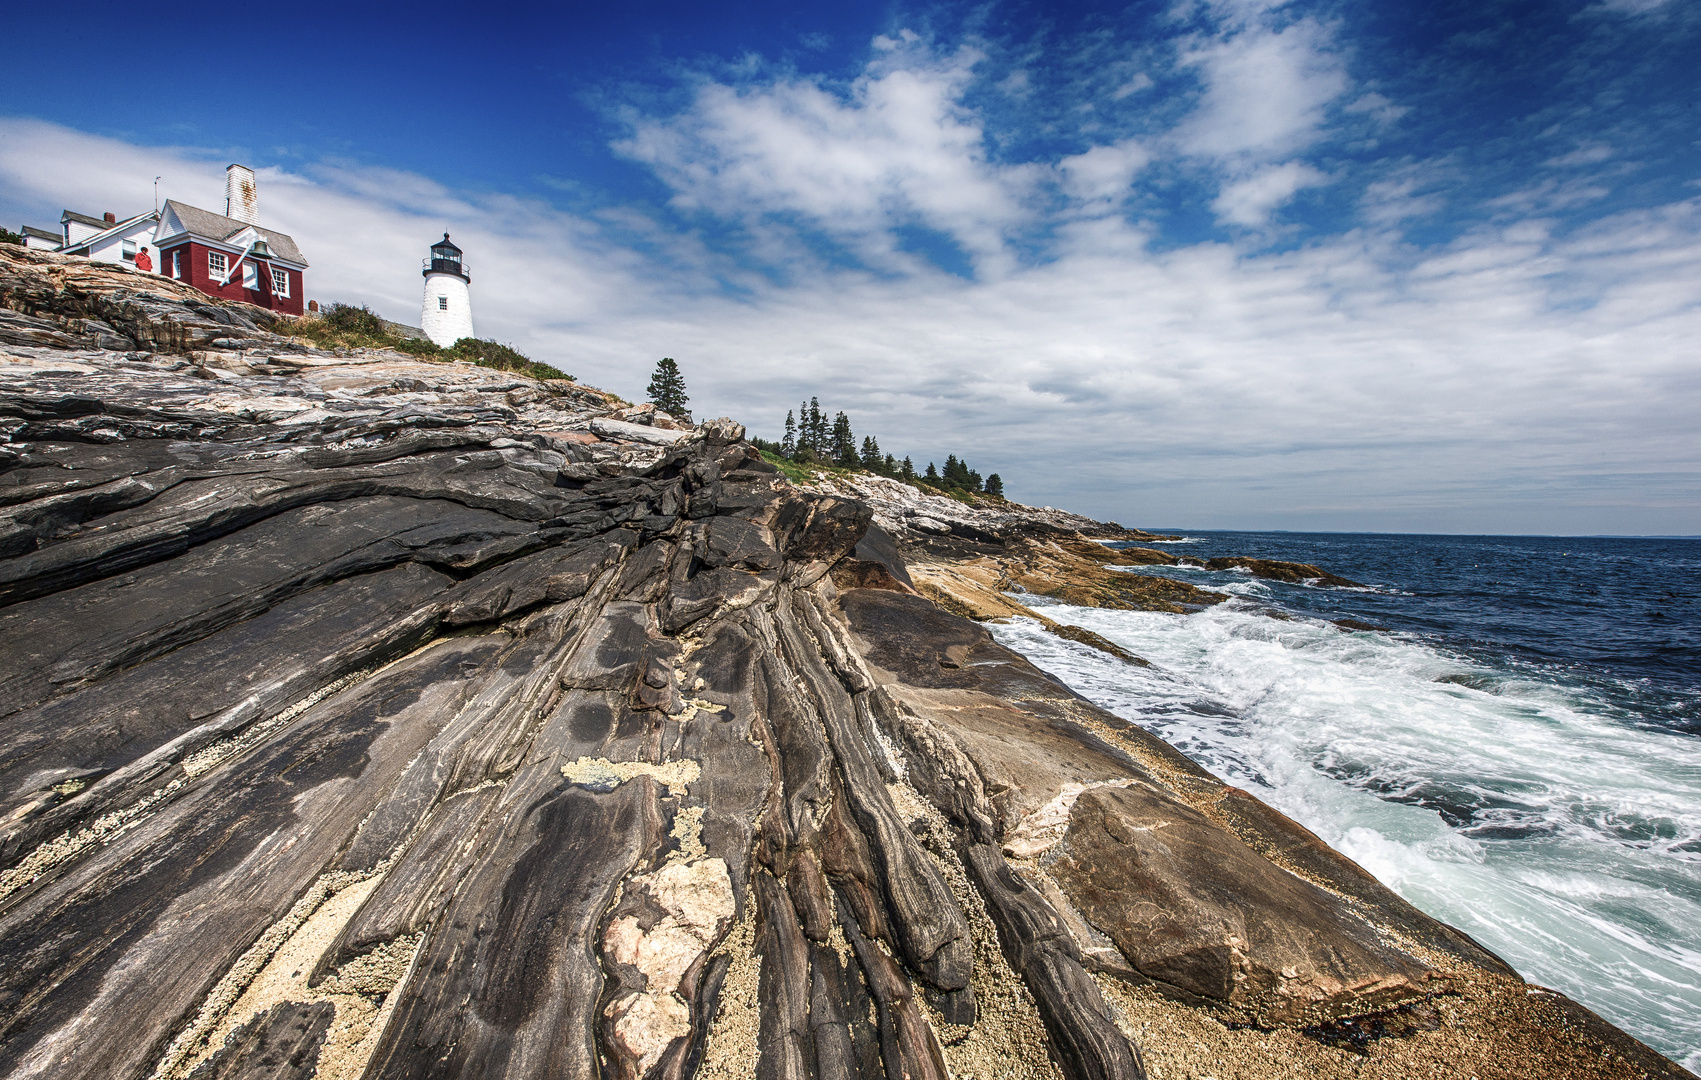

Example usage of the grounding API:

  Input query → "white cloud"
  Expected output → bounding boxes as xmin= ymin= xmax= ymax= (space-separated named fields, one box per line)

xmin=1058 ymin=139 xmax=1152 ymax=206
xmin=615 ymin=39 xmax=1030 ymax=270
xmin=1360 ymin=163 xmax=1449 ymax=226
xmin=1545 ymin=142 xmax=1615 ymax=168
xmin=1110 ymin=72 xmax=1154 ymax=99
xmin=1174 ymin=15 xmax=1349 ymax=161
xmin=1589 ymin=0 xmax=1675 ymax=14
xmin=4 ymin=116 xmax=1699 ymax=535
xmin=1343 ymin=91 xmax=1409 ymax=127
xmin=1211 ymin=161 xmax=1329 ymax=226
xmin=1489 ymin=177 xmax=1613 ymax=215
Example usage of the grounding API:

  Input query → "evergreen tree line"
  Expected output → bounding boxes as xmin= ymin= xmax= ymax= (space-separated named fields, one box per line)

xmin=753 ymin=397 xmax=1004 ymax=499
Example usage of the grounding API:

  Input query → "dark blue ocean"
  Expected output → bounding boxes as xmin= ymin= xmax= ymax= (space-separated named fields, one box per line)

xmin=989 ymin=531 xmax=1701 ymax=1069
xmin=1144 ymin=531 xmax=1700 ymax=733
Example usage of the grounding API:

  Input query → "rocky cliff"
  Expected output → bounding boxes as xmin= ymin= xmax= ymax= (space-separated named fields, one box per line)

xmin=0 ymin=245 xmax=1690 ymax=1080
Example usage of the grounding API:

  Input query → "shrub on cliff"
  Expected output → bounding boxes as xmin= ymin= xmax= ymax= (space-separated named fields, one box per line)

xmin=291 ymin=304 xmax=394 ymax=350
xmin=391 ymin=336 xmax=441 ymax=358
xmin=323 ymin=303 xmax=388 ymax=338
xmin=448 ymin=337 xmax=573 ymax=382
xmin=288 ymin=308 xmax=572 ymax=382
xmin=0 ymin=228 xmax=24 ymax=246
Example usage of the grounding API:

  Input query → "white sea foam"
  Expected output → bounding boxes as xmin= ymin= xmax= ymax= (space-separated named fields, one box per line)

xmin=990 ymin=600 xmax=1701 ymax=1070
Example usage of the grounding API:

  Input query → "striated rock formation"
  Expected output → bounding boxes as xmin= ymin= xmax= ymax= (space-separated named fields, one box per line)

xmin=1185 ymin=556 xmax=1365 ymax=589
xmin=0 ymin=246 xmax=1693 ymax=1080
xmin=799 ymin=472 xmax=1175 ymax=547
xmin=796 ymin=473 xmax=1225 ymax=620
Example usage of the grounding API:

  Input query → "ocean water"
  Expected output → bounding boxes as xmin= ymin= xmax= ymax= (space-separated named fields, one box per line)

xmin=986 ymin=531 xmax=1701 ymax=1070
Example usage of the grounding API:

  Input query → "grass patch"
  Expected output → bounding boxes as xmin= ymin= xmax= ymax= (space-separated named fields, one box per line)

xmin=442 ymin=337 xmax=573 ymax=382
xmin=285 ymin=304 xmax=574 ymax=381
xmin=759 ymin=449 xmax=819 ymax=484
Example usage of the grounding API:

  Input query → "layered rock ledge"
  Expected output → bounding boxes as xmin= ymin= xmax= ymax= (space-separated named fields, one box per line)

xmin=0 ymin=247 xmax=1691 ymax=1080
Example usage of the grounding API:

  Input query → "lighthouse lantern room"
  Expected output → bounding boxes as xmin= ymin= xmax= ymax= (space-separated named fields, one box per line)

xmin=421 ymin=233 xmax=473 ymax=348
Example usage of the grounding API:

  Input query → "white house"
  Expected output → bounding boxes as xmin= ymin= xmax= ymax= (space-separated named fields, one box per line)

xmin=20 ymin=226 xmax=60 ymax=250
xmin=55 ymin=210 xmax=163 ymax=268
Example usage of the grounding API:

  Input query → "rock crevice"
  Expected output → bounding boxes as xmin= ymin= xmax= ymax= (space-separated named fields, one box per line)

xmin=0 ymin=246 xmax=1690 ymax=1080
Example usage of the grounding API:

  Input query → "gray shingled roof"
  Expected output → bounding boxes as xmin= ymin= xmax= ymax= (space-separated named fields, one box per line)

xmin=159 ymin=200 xmax=308 ymax=266
xmin=21 ymin=226 xmax=59 ymax=242
xmin=62 ymin=210 xmax=112 ymax=229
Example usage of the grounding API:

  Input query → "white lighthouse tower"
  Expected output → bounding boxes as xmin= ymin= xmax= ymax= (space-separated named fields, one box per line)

xmin=421 ymin=233 xmax=473 ymax=347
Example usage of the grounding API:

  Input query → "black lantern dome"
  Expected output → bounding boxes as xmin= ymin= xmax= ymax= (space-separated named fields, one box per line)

xmin=423 ymin=232 xmax=470 ymax=281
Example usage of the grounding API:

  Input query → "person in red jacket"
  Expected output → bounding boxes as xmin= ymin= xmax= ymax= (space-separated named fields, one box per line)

xmin=133 ymin=246 xmax=153 ymax=272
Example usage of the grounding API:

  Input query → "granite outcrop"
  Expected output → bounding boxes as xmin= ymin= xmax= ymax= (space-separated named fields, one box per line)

xmin=0 ymin=246 xmax=1691 ymax=1080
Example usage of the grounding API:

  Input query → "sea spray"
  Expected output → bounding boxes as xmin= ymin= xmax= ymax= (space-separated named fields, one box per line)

xmin=989 ymin=538 xmax=1701 ymax=1071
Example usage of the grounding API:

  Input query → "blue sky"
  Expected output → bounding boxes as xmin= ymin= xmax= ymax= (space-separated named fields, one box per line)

xmin=3 ymin=0 xmax=1698 ymax=533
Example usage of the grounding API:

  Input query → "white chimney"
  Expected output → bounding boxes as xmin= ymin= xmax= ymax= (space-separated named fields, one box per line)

xmin=224 ymin=164 xmax=258 ymax=224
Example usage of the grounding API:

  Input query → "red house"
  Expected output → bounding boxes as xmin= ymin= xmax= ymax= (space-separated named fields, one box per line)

xmin=153 ymin=198 xmax=309 ymax=316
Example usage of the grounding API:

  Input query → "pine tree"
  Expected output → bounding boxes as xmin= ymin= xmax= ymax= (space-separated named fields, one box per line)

xmin=924 ymin=462 xmax=939 ymax=483
xmin=830 ymin=412 xmax=856 ymax=466
xmin=985 ymin=473 xmax=1004 ymax=498
xmin=782 ymin=411 xmax=797 ymax=457
xmin=942 ymin=455 xmax=967 ymax=488
xmin=900 ymin=457 xmax=916 ymax=482
xmin=646 ymin=358 xmax=689 ymax=416
xmin=807 ymin=398 xmax=826 ymax=455
xmin=883 ymin=453 xmax=897 ymax=476
xmin=861 ymin=435 xmax=882 ymax=472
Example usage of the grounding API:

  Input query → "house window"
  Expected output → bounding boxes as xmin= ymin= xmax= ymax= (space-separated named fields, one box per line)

xmin=438 ymin=296 xmax=448 ymax=310
xmin=271 ymin=267 xmax=290 ymax=297
xmin=208 ymin=251 xmax=227 ymax=278
xmin=121 ymin=240 xmax=138 ymax=262
xmin=172 ymin=250 xmax=181 ymax=278
xmin=242 ymin=261 xmax=258 ymax=289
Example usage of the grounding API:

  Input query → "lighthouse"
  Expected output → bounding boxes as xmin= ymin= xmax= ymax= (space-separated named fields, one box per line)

xmin=421 ymin=233 xmax=473 ymax=347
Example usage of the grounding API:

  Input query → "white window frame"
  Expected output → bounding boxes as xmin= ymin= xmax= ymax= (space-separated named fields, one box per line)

xmin=121 ymin=240 xmax=138 ymax=262
xmin=242 ymin=261 xmax=258 ymax=289
xmin=172 ymin=250 xmax=181 ymax=278
xmin=438 ymin=296 xmax=448 ymax=310
xmin=207 ymin=250 xmax=227 ymax=278
xmin=270 ymin=266 xmax=290 ymax=297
